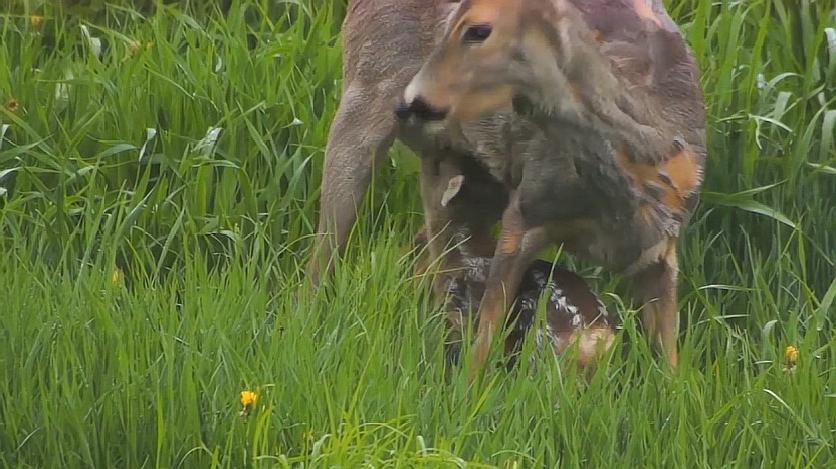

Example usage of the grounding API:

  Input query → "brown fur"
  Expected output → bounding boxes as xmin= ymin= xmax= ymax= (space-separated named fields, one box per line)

xmin=399 ymin=0 xmax=706 ymax=378
xmin=309 ymin=0 xmax=518 ymax=297
xmin=448 ymin=256 xmax=615 ymax=371
xmin=307 ymin=0 xmax=705 ymax=378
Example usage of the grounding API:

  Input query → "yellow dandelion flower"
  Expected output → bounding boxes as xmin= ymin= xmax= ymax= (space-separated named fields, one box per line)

xmin=30 ymin=15 xmax=44 ymax=27
xmin=111 ymin=268 xmax=123 ymax=285
xmin=240 ymin=390 xmax=257 ymax=407
xmin=239 ymin=390 xmax=258 ymax=417
xmin=302 ymin=429 xmax=315 ymax=444
xmin=784 ymin=345 xmax=798 ymax=366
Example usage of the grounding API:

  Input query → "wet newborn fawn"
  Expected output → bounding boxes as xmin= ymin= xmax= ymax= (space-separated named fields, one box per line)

xmin=415 ymin=173 xmax=615 ymax=370
xmin=445 ymin=256 xmax=615 ymax=371
xmin=400 ymin=0 xmax=706 ymax=379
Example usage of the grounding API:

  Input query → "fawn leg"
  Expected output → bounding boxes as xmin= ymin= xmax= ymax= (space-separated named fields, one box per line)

xmin=469 ymin=197 xmax=547 ymax=381
xmin=630 ymin=239 xmax=679 ymax=367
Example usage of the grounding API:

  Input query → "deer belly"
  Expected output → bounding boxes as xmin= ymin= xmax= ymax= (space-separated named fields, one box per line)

xmin=546 ymin=215 xmax=667 ymax=272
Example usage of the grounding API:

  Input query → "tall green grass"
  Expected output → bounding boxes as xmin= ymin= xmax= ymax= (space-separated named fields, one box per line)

xmin=1 ymin=0 xmax=834 ymax=467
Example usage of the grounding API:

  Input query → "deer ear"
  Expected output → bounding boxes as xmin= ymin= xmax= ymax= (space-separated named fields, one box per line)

xmin=441 ymin=175 xmax=465 ymax=207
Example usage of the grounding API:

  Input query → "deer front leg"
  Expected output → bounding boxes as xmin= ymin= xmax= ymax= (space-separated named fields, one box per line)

xmin=630 ymin=239 xmax=680 ymax=367
xmin=469 ymin=197 xmax=548 ymax=382
xmin=307 ymin=87 xmax=397 ymax=287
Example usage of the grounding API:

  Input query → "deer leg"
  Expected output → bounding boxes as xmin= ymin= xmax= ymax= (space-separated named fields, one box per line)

xmin=469 ymin=197 xmax=548 ymax=381
xmin=307 ymin=86 xmax=397 ymax=287
xmin=630 ymin=239 xmax=679 ymax=367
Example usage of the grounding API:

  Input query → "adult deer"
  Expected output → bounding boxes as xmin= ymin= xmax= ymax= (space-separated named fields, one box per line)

xmin=307 ymin=0 xmax=523 ymax=293
xmin=399 ymin=0 xmax=706 ymax=377
xmin=308 ymin=0 xmax=705 ymax=377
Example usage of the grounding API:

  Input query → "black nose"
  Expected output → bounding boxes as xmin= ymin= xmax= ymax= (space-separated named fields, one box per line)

xmin=395 ymin=101 xmax=412 ymax=120
xmin=394 ymin=96 xmax=448 ymax=121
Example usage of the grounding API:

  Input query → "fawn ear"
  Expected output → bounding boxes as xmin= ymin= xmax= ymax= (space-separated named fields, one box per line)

xmin=441 ymin=175 xmax=465 ymax=207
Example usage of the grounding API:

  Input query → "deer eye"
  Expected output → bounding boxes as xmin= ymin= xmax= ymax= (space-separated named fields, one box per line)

xmin=463 ymin=24 xmax=492 ymax=43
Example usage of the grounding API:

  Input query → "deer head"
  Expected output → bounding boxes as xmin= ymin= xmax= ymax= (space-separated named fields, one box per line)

xmin=397 ymin=0 xmax=583 ymax=123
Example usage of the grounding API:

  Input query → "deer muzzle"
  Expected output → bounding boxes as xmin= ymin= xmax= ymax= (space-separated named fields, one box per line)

xmin=395 ymin=74 xmax=450 ymax=122
xmin=395 ymin=95 xmax=449 ymax=122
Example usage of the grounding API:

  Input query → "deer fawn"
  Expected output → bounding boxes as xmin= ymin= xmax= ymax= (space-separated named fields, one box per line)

xmin=444 ymin=255 xmax=615 ymax=371
xmin=308 ymin=0 xmax=705 ymax=378
xmin=413 ymin=175 xmax=615 ymax=371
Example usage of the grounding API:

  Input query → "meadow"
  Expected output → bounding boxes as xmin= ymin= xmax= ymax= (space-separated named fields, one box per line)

xmin=0 ymin=0 xmax=834 ymax=467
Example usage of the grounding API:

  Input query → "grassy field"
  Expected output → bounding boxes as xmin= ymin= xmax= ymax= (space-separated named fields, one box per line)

xmin=1 ymin=0 xmax=834 ymax=467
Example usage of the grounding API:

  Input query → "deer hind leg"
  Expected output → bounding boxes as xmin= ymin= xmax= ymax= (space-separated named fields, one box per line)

xmin=469 ymin=197 xmax=548 ymax=382
xmin=307 ymin=86 xmax=398 ymax=287
xmin=630 ymin=239 xmax=680 ymax=367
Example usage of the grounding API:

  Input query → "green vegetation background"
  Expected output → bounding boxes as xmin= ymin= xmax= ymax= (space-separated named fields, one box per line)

xmin=1 ymin=1 xmax=834 ymax=467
